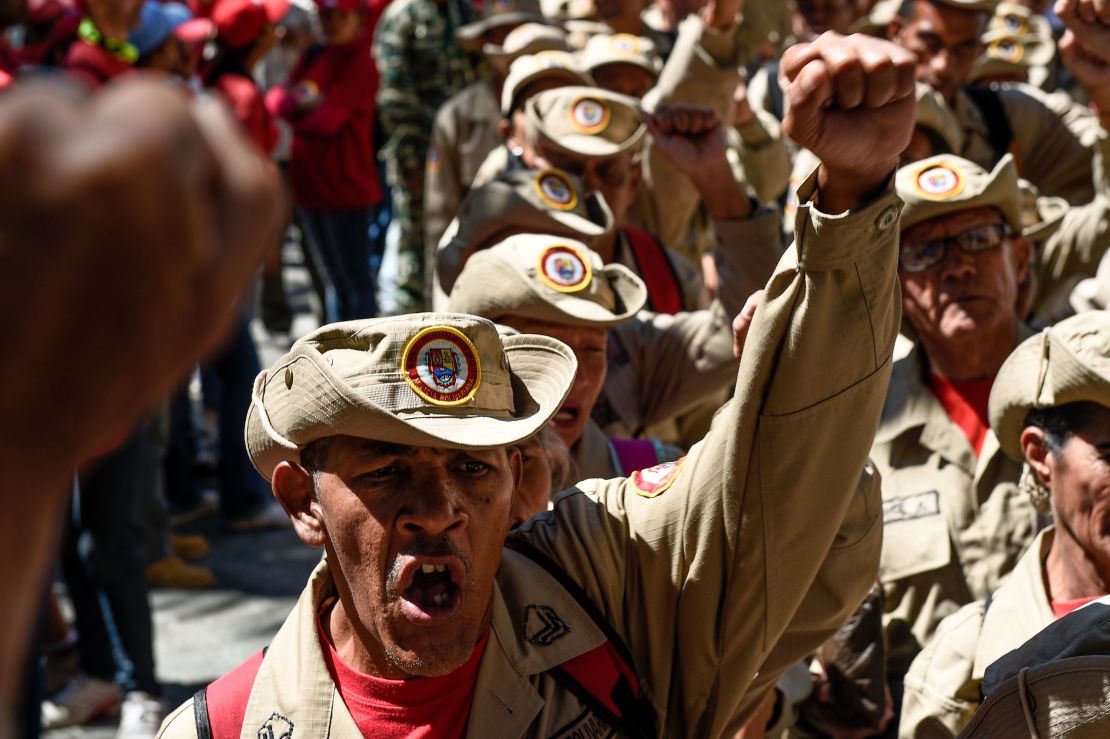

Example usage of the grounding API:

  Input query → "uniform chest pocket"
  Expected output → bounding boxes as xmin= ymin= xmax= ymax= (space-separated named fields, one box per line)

xmin=879 ymin=490 xmax=953 ymax=582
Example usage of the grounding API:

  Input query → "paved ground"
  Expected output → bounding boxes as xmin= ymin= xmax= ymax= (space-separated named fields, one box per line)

xmin=45 ymin=241 xmax=324 ymax=737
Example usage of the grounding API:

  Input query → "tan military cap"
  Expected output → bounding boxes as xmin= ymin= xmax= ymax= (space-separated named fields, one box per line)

xmin=456 ymin=0 xmax=545 ymax=48
xmin=897 ymin=154 xmax=1023 ymax=231
xmin=526 ymin=85 xmax=645 ymax=158
xmin=244 ymin=313 xmax=577 ymax=478
xmin=989 ymin=2 xmax=1053 ymax=37
xmin=579 ymin=33 xmax=662 ymax=79
xmin=989 ymin=310 xmax=1110 ymax=460
xmin=501 ymin=50 xmax=591 ymax=115
xmin=970 ymin=27 xmax=1055 ymax=82
xmin=448 ymin=234 xmax=647 ymax=328
xmin=1071 ymin=256 xmax=1110 ymax=314
xmin=541 ymin=0 xmax=595 ymax=22
xmin=484 ymin=22 xmax=569 ymax=65
xmin=914 ymin=83 xmax=963 ymax=155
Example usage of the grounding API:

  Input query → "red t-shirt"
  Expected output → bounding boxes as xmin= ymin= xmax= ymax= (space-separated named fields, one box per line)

xmin=213 ymin=71 xmax=279 ymax=155
xmin=265 ymin=37 xmax=382 ymax=210
xmin=318 ymin=608 xmax=487 ymax=738
xmin=1052 ymin=594 xmax=1106 ymax=619
xmin=62 ymin=38 xmax=133 ymax=89
xmin=928 ymin=373 xmax=994 ymax=456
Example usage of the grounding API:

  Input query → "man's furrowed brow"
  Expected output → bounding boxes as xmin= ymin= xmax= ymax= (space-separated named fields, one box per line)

xmin=350 ymin=441 xmax=419 ymax=459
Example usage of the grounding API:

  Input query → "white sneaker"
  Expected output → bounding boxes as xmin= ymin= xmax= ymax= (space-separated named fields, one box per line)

xmin=41 ymin=674 xmax=121 ymax=729
xmin=116 ymin=690 xmax=167 ymax=739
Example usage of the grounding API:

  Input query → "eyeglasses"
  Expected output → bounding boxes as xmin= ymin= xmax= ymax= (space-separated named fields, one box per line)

xmin=899 ymin=222 xmax=1011 ymax=273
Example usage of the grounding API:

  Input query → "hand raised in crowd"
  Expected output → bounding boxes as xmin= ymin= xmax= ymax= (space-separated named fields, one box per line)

xmin=732 ymin=290 xmax=764 ymax=360
xmin=780 ymin=32 xmax=916 ymax=213
xmin=1057 ymin=0 xmax=1110 ymax=125
xmin=0 ymin=78 xmax=282 ymax=472
xmin=644 ymin=103 xmax=753 ymax=220
xmin=703 ymin=0 xmax=743 ymax=31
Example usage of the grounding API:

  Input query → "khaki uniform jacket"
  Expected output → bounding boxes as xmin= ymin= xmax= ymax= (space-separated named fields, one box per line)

xmin=593 ymin=208 xmax=783 ymax=440
xmin=423 ymin=80 xmax=502 ymax=269
xmin=953 ymin=84 xmax=1097 ymax=206
xmin=899 ymin=528 xmax=1056 ymax=738
xmin=871 ymin=344 xmax=1039 ymax=682
xmin=159 ymin=172 xmax=901 ymax=738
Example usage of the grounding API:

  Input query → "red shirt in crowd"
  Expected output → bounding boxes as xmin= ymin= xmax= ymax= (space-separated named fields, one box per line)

xmin=213 ymin=70 xmax=279 ymax=155
xmin=928 ymin=372 xmax=994 ymax=457
xmin=62 ymin=38 xmax=132 ymax=89
xmin=266 ymin=37 xmax=381 ymax=210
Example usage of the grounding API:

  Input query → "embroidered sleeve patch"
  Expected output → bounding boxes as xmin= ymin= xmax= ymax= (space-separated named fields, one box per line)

xmin=630 ymin=457 xmax=685 ymax=499
xmin=401 ymin=326 xmax=481 ymax=406
xmin=882 ymin=490 xmax=941 ymax=524
xmin=524 ymin=604 xmax=571 ymax=646
xmin=425 ymin=142 xmax=445 ymax=172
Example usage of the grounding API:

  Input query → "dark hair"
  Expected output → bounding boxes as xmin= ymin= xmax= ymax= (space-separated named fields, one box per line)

xmin=1023 ymin=401 xmax=1102 ymax=453
xmin=300 ymin=437 xmax=333 ymax=474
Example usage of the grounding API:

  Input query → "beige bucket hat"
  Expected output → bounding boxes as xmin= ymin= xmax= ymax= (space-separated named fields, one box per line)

xmin=1070 ymin=256 xmax=1110 ymax=314
xmin=971 ymin=27 xmax=1055 ymax=82
xmin=484 ymin=22 xmax=569 ymax=65
xmin=456 ymin=0 xmax=545 ymax=49
xmin=245 ymin=313 xmax=577 ymax=479
xmin=448 ymin=234 xmax=647 ymax=327
xmin=989 ymin=310 xmax=1110 ymax=460
xmin=501 ymin=50 xmax=591 ymax=115
xmin=435 ymin=167 xmax=615 ymax=293
xmin=579 ymin=32 xmax=662 ymax=79
xmin=525 ymin=85 xmax=645 ymax=158
xmin=897 ymin=154 xmax=1023 ymax=231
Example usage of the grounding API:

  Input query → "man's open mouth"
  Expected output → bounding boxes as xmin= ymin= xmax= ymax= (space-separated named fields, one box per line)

xmin=396 ymin=557 xmax=465 ymax=621
xmin=552 ymin=405 xmax=579 ymax=429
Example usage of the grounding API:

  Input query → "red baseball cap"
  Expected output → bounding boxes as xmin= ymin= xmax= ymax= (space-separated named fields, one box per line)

xmin=313 ymin=0 xmax=364 ymax=12
xmin=211 ymin=0 xmax=289 ymax=48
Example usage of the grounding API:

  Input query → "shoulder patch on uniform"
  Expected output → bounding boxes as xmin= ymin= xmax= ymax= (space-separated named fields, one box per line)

xmin=257 ymin=712 xmax=294 ymax=739
xmin=402 ymin=325 xmax=482 ymax=406
xmin=913 ymin=163 xmax=965 ymax=200
xmin=533 ymin=169 xmax=578 ymax=211
xmin=569 ymin=96 xmax=610 ymax=135
xmin=882 ymin=490 xmax=940 ymax=524
xmin=425 ymin=142 xmax=445 ymax=172
xmin=523 ymin=604 xmax=571 ymax=646
xmin=630 ymin=457 xmax=685 ymax=499
xmin=537 ymin=244 xmax=591 ymax=292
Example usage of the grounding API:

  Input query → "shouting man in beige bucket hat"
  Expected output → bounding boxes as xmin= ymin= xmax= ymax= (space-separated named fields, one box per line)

xmin=159 ymin=32 xmax=916 ymax=739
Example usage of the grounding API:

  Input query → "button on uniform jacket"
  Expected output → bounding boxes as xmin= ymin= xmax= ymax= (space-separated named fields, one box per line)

xmin=159 ymin=171 xmax=903 ymax=738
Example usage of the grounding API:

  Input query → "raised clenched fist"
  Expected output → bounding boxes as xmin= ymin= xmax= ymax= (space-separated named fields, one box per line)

xmin=780 ymin=32 xmax=916 ymax=206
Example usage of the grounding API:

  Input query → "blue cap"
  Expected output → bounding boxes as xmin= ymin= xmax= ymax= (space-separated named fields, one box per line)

xmin=130 ymin=1 xmax=194 ymax=57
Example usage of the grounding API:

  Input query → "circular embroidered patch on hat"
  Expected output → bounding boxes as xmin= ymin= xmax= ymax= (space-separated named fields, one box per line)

xmin=426 ymin=142 xmax=445 ymax=172
xmin=630 ymin=457 xmax=686 ymax=498
xmin=989 ymin=37 xmax=1023 ymax=63
xmin=914 ymin=164 xmax=965 ymax=200
xmin=402 ymin=326 xmax=482 ymax=406
xmin=609 ymin=33 xmax=641 ymax=55
xmin=533 ymin=170 xmax=578 ymax=211
xmin=1001 ymin=13 xmax=1027 ymax=33
xmin=569 ymin=97 xmax=610 ymax=135
xmin=537 ymin=244 xmax=592 ymax=293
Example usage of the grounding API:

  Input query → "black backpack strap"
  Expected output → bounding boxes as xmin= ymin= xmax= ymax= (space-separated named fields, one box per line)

xmin=964 ymin=85 xmax=1015 ymax=166
xmin=507 ymin=540 xmax=659 ymax=739
xmin=192 ymin=687 xmax=213 ymax=739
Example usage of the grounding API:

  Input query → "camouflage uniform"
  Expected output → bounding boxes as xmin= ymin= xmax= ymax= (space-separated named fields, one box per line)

xmin=373 ymin=0 xmax=477 ymax=313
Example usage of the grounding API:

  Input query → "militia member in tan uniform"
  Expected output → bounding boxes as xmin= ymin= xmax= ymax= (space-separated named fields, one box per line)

xmin=874 ymin=154 xmax=1042 ymax=701
xmin=424 ymin=22 xmax=573 ymax=266
xmin=158 ymin=32 xmax=918 ymax=739
xmin=900 ymin=311 xmax=1110 ymax=737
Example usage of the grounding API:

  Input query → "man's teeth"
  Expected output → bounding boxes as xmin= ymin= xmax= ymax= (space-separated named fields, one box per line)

xmin=432 ymin=593 xmax=448 ymax=606
xmin=419 ymin=563 xmax=447 ymax=574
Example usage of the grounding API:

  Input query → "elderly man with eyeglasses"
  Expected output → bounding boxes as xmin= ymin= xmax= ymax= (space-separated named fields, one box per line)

xmin=869 ymin=153 xmax=1043 ymax=722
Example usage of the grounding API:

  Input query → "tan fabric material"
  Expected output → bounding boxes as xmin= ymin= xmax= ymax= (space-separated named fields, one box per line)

xmin=526 ymin=85 xmax=647 ymax=158
xmin=448 ymin=234 xmax=649 ymax=327
xmin=952 ymin=83 xmax=1097 ymax=206
xmin=433 ymin=166 xmax=616 ymax=301
xmin=500 ymin=50 xmax=590 ymax=115
xmin=484 ymin=22 xmax=570 ymax=64
xmin=899 ymin=528 xmax=1056 ymax=738
xmin=871 ymin=343 xmax=1038 ymax=681
xmin=1071 ymin=251 xmax=1110 ymax=314
xmin=423 ymin=80 xmax=503 ymax=265
xmin=161 ymin=171 xmax=902 ymax=739
xmin=915 ymin=83 xmax=964 ymax=156
xmin=455 ymin=0 xmax=545 ymax=47
xmin=579 ymin=32 xmax=663 ymax=79
xmin=897 ymin=153 xmax=1023 ymax=232
xmin=990 ymin=311 xmax=1110 ymax=460
xmin=244 ymin=314 xmax=576 ymax=478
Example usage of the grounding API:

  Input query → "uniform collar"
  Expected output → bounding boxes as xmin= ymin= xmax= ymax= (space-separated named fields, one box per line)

xmin=973 ymin=527 xmax=1057 ymax=679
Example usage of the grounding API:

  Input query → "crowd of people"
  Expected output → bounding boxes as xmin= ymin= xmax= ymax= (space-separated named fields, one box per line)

xmin=1 ymin=0 xmax=1110 ymax=736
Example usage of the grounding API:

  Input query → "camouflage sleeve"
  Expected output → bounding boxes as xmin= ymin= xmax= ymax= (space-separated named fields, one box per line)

xmin=373 ymin=3 xmax=429 ymax=173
